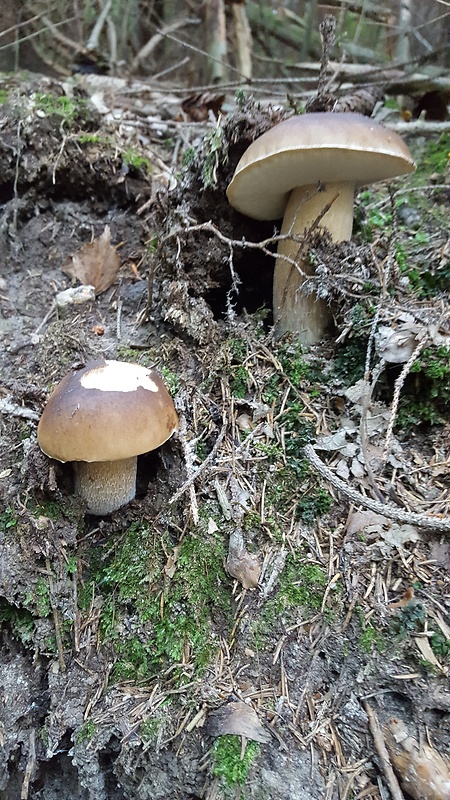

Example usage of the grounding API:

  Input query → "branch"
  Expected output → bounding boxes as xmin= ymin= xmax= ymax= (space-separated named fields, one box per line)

xmin=303 ymin=444 xmax=450 ymax=532
xmin=132 ymin=18 xmax=200 ymax=71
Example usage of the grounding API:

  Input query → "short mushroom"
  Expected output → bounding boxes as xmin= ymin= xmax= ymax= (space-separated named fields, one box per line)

xmin=37 ymin=359 xmax=178 ymax=515
xmin=226 ymin=112 xmax=415 ymax=344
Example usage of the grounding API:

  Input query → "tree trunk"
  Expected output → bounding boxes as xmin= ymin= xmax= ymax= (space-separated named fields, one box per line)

xmin=204 ymin=0 xmax=228 ymax=83
xmin=230 ymin=1 xmax=252 ymax=81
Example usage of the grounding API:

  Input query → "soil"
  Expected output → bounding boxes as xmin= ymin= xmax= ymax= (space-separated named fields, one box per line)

xmin=0 ymin=73 xmax=449 ymax=800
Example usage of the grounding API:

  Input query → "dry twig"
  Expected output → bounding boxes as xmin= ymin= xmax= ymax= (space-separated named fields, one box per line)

xmin=363 ymin=701 xmax=405 ymax=800
xmin=303 ymin=444 xmax=450 ymax=532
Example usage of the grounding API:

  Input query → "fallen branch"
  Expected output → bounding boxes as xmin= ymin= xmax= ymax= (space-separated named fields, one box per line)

xmin=363 ymin=701 xmax=405 ymax=800
xmin=132 ymin=18 xmax=200 ymax=71
xmin=388 ymin=121 xmax=450 ymax=134
xmin=303 ymin=444 xmax=450 ymax=532
xmin=0 ymin=397 xmax=39 ymax=421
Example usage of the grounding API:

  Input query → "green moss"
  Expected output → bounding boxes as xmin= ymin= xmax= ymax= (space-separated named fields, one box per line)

xmin=274 ymin=555 xmax=327 ymax=613
xmin=396 ymin=346 xmax=450 ymax=431
xmin=333 ymin=338 xmax=367 ymax=384
xmin=160 ymin=366 xmax=180 ymax=396
xmin=83 ymin=518 xmax=232 ymax=682
xmin=295 ymin=487 xmax=332 ymax=523
xmin=0 ymin=506 xmax=17 ymax=531
xmin=252 ymin=554 xmax=328 ymax=649
xmin=356 ymin=191 xmax=393 ymax=241
xmin=0 ymin=601 xmax=35 ymax=645
xmin=359 ymin=624 xmax=385 ymax=654
xmin=396 ymin=235 xmax=450 ymax=298
xmin=416 ymin=133 xmax=450 ymax=176
xmin=122 ymin=148 xmax=151 ymax=173
xmin=24 ymin=577 xmax=51 ymax=618
xmin=430 ymin=632 xmax=450 ymax=661
xmin=34 ymin=92 xmax=87 ymax=126
xmin=262 ymin=340 xmax=316 ymax=404
xmin=202 ymin=125 xmax=226 ymax=188
xmin=35 ymin=578 xmax=51 ymax=617
xmin=75 ymin=721 xmax=96 ymax=745
xmin=389 ymin=601 xmax=426 ymax=637
xmin=182 ymin=146 xmax=196 ymax=167
xmin=0 ymin=89 xmax=8 ymax=104
xmin=32 ymin=500 xmax=63 ymax=521
xmin=76 ymin=133 xmax=112 ymax=146
xmin=141 ymin=714 xmax=166 ymax=742
xmin=231 ymin=365 xmax=250 ymax=399
xmin=212 ymin=735 xmax=260 ymax=789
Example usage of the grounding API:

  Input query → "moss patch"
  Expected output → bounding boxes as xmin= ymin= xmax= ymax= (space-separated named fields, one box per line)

xmin=81 ymin=517 xmax=233 ymax=682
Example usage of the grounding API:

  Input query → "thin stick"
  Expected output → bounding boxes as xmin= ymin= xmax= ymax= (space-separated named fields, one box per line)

xmin=45 ymin=557 xmax=66 ymax=673
xmin=362 ymin=701 xmax=405 ymax=800
xmin=383 ymin=335 xmax=429 ymax=462
xmin=20 ymin=729 xmax=36 ymax=800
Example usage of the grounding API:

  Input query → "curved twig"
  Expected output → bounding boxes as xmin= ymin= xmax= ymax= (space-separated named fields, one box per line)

xmin=303 ymin=444 xmax=450 ymax=532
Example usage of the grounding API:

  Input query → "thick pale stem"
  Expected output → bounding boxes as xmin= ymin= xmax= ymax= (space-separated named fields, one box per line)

xmin=273 ymin=181 xmax=355 ymax=344
xmin=74 ymin=457 xmax=137 ymax=515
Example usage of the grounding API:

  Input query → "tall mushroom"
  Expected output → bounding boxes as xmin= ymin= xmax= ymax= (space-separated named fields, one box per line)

xmin=226 ymin=112 xmax=415 ymax=344
xmin=37 ymin=359 xmax=178 ymax=515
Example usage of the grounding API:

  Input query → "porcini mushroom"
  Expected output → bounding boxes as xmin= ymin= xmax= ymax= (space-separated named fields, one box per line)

xmin=37 ymin=359 xmax=178 ymax=515
xmin=227 ymin=112 xmax=415 ymax=344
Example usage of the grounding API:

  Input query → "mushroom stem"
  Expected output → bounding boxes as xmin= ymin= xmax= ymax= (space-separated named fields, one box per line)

xmin=73 ymin=457 xmax=137 ymax=515
xmin=273 ymin=181 xmax=355 ymax=343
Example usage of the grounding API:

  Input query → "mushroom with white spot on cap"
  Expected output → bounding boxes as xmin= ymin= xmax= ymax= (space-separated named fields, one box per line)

xmin=37 ymin=359 xmax=178 ymax=515
xmin=227 ymin=112 xmax=415 ymax=344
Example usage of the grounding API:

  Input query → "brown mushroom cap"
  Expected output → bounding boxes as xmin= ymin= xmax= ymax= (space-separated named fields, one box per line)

xmin=226 ymin=112 xmax=415 ymax=221
xmin=37 ymin=359 xmax=178 ymax=463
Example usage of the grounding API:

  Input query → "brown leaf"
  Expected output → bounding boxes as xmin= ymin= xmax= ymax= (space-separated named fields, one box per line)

xmin=207 ymin=701 xmax=271 ymax=743
xmin=61 ymin=225 xmax=121 ymax=294
xmin=181 ymin=92 xmax=225 ymax=122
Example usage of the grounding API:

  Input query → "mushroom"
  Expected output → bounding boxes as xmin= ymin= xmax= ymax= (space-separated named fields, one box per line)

xmin=37 ymin=359 xmax=178 ymax=515
xmin=226 ymin=112 xmax=415 ymax=344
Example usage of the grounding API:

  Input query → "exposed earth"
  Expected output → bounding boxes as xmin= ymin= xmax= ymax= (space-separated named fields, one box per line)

xmin=0 ymin=72 xmax=449 ymax=800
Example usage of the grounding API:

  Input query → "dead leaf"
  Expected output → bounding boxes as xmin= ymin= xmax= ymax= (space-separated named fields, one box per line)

xmin=61 ymin=225 xmax=121 ymax=294
xmin=226 ymin=531 xmax=260 ymax=590
xmin=207 ymin=701 xmax=271 ymax=743
xmin=378 ymin=523 xmax=420 ymax=549
xmin=335 ymin=459 xmax=350 ymax=480
xmin=375 ymin=322 xmax=425 ymax=363
xmin=389 ymin=587 xmax=415 ymax=608
xmin=346 ymin=509 xmax=388 ymax=536
xmin=315 ymin=429 xmax=357 ymax=455
xmin=181 ymin=92 xmax=225 ymax=121
xmin=385 ymin=717 xmax=450 ymax=800
xmin=164 ymin=545 xmax=181 ymax=579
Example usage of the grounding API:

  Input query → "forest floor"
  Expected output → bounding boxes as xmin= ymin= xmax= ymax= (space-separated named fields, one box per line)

xmin=0 ymin=71 xmax=449 ymax=800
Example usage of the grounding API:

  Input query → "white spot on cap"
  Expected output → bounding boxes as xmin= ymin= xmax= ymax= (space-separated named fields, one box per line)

xmin=80 ymin=360 xmax=159 ymax=393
